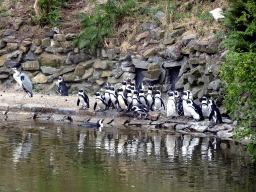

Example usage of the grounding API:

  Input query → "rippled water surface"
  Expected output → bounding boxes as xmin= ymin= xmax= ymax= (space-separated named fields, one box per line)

xmin=0 ymin=120 xmax=255 ymax=192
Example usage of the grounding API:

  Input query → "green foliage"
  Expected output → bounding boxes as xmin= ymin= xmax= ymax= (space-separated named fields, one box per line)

xmin=196 ymin=9 xmax=212 ymax=21
xmin=36 ymin=0 xmax=64 ymax=26
xmin=33 ymin=84 xmax=42 ymax=93
xmin=221 ymin=0 xmax=256 ymax=162
xmin=221 ymin=0 xmax=256 ymax=52
xmin=73 ymin=0 xmax=137 ymax=54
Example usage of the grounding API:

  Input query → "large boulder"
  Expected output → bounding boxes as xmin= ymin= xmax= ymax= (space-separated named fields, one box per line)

xmin=22 ymin=61 xmax=40 ymax=71
xmin=74 ymin=60 xmax=95 ymax=77
xmin=37 ymin=53 xmax=65 ymax=68
xmin=32 ymin=73 xmax=47 ymax=84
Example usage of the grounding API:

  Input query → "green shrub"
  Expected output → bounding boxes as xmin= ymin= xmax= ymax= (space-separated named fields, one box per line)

xmin=73 ymin=0 xmax=137 ymax=54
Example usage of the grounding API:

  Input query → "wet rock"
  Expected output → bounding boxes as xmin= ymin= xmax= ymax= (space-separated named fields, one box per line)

xmin=216 ymin=130 xmax=233 ymax=139
xmin=57 ymin=108 xmax=76 ymax=115
xmin=147 ymin=111 xmax=161 ymax=121
xmin=222 ymin=118 xmax=233 ymax=124
xmin=175 ymin=124 xmax=190 ymax=130
xmin=22 ymin=104 xmax=45 ymax=112
xmin=22 ymin=61 xmax=40 ymax=71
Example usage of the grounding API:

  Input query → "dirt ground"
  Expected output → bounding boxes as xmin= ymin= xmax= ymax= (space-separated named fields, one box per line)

xmin=0 ymin=85 xmax=96 ymax=109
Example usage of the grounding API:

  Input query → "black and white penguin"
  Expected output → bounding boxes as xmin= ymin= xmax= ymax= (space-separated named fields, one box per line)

xmin=77 ymin=89 xmax=90 ymax=110
xmin=146 ymin=86 xmax=154 ymax=110
xmin=174 ymin=91 xmax=183 ymax=116
xmin=126 ymin=89 xmax=133 ymax=106
xmin=186 ymin=99 xmax=204 ymax=121
xmin=208 ymin=100 xmax=222 ymax=124
xmin=109 ymin=86 xmax=118 ymax=109
xmin=128 ymin=90 xmax=140 ymax=110
xmin=79 ymin=119 xmax=105 ymax=129
xmin=166 ymin=91 xmax=178 ymax=118
xmin=200 ymin=96 xmax=209 ymax=118
xmin=138 ymin=89 xmax=148 ymax=107
xmin=131 ymin=104 xmax=149 ymax=119
xmin=182 ymin=91 xmax=191 ymax=118
xmin=187 ymin=90 xmax=193 ymax=100
xmin=152 ymin=90 xmax=165 ymax=111
xmin=57 ymin=76 xmax=68 ymax=96
xmin=117 ymin=88 xmax=128 ymax=110
xmin=104 ymin=86 xmax=111 ymax=109
xmin=94 ymin=92 xmax=107 ymax=111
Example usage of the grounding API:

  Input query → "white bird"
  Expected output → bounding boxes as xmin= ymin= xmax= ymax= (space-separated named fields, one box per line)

xmin=166 ymin=91 xmax=178 ymax=118
xmin=209 ymin=8 xmax=224 ymax=21
xmin=12 ymin=68 xmax=33 ymax=97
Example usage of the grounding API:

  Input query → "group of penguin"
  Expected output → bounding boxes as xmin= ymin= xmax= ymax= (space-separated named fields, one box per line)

xmin=166 ymin=90 xmax=222 ymax=124
xmin=93 ymin=78 xmax=165 ymax=119
xmin=91 ymin=77 xmax=222 ymax=124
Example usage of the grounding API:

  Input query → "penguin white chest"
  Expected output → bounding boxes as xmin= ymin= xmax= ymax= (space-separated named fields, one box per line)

xmin=79 ymin=96 xmax=87 ymax=107
xmin=188 ymin=106 xmax=200 ymax=120
xmin=118 ymin=95 xmax=127 ymax=110
xmin=167 ymin=99 xmax=177 ymax=117
xmin=96 ymin=99 xmax=106 ymax=110
xmin=183 ymin=100 xmax=191 ymax=117
xmin=201 ymin=104 xmax=209 ymax=117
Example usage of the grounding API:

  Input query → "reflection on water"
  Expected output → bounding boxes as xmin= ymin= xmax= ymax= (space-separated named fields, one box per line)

xmin=0 ymin=120 xmax=255 ymax=191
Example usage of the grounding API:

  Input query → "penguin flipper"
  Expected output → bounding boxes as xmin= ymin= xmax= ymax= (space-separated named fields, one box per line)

xmin=94 ymin=102 xmax=97 ymax=111
xmin=160 ymin=98 xmax=165 ymax=110
xmin=77 ymin=98 xmax=80 ymax=106
xmin=209 ymin=110 xmax=214 ymax=121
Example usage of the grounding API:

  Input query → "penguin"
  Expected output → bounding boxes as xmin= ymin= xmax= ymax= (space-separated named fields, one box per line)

xmin=126 ymin=89 xmax=133 ymax=106
xmin=152 ymin=90 xmax=165 ymax=111
xmin=208 ymin=100 xmax=222 ymax=124
xmin=79 ymin=119 xmax=105 ymax=129
xmin=186 ymin=99 xmax=204 ymax=121
xmin=182 ymin=91 xmax=191 ymax=118
xmin=131 ymin=104 xmax=149 ymax=119
xmin=94 ymin=92 xmax=107 ymax=111
xmin=146 ymin=86 xmax=154 ymax=110
xmin=117 ymin=88 xmax=128 ymax=111
xmin=109 ymin=86 xmax=118 ymax=109
xmin=200 ymin=96 xmax=209 ymax=118
xmin=174 ymin=91 xmax=183 ymax=116
xmin=121 ymin=81 xmax=127 ymax=92
xmin=166 ymin=91 xmax=178 ymax=118
xmin=77 ymin=89 xmax=90 ymax=110
xmin=187 ymin=90 xmax=193 ymax=100
xmin=138 ymin=89 xmax=148 ymax=107
xmin=128 ymin=90 xmax=140 ymax=110
xmin=104 ymin=86 xmax=111 ymax=109
xmin=57 ymin=76 xmax=68 ymax=96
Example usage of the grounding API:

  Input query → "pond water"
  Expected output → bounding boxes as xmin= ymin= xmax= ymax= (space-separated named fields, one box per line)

xmin=0 ymin=120 xmax=255 ymax=192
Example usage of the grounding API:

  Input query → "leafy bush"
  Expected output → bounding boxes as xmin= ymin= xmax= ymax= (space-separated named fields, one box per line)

xmin=73 ymin=0 xmax=137 ymax=54
xmin=221 ymin=0 xmax=256 ymax=52
xmin=220 ymin=0 xmax=256 ymax=162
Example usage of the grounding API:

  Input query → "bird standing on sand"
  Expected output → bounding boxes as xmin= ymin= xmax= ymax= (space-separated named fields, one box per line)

xmin=12 ymin=68 xmax=33 ymax=97
xmin=77 ymin=89 xmax=90 ymax=110
xmin=57 ymin=76 xmax=68 ymax=96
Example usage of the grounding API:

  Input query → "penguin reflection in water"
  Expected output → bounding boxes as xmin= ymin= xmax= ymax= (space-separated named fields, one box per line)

xmin=77 ymin=89 xmax=90 ymax=110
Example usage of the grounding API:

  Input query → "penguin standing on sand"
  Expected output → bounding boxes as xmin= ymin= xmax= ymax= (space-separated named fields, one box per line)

xmin=57 ymin=76 xmax=68 ymax=96
xmin=146 ymin=86 xmax=154 ymax=110
xmin=117 ymin=88 xmax=128 ymax=111
xmin=166 ymin=91 xmax=178 ymax=118
xmin=94 ymin=92 xmax=107 ymax=111
xmin=152 ymin=90 xmax=165 ymax=111
xmin=77 ymin=89 xmax=90 ymax=109
xmin=138 ymin=89 xmax=148 ymax=107
xmin=200 ymin=96 xmax=209 ymax=118
xmin=208 ymin=100 xmax=222 ymax=124
xmin=186 ymin=99 xmax=204 ymax=121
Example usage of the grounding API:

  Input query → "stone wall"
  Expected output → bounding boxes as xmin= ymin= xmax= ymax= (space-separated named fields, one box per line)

xmin=0 ymin=11 xmax=228 ymax=113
